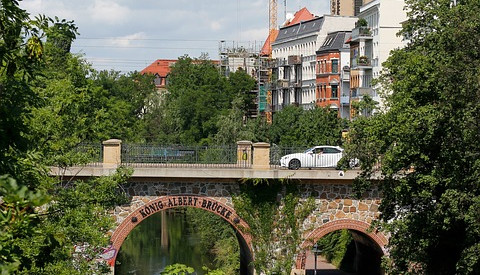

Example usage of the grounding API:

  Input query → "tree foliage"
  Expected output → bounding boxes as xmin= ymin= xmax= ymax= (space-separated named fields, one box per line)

xmin=346 ymin=0 xmax=480 ymax=273
xmin=270 ymin=105 xmax=345 ymax=146
xmin=146 ymin=56 xmax=256 ymax=145
xmin=0 ymin=2 xmax=141 ymax=274
xmin=232 ymin=180 xmax=315 ymax=274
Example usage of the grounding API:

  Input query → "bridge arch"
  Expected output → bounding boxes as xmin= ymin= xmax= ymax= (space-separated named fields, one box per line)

xmin=296 ymin=219 xmax=388 ymax=271
xmin=109 ymin=195 xmax=253 ymax=271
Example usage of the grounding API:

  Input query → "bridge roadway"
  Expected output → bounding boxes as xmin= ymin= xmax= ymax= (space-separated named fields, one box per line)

xmin=50 ymin=165 xmax=362 ymax=181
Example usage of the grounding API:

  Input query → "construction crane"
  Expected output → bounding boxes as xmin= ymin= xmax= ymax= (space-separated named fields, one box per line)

xmin=269 ymin=0 xmax=277 ymax=48
xmin=265 ymin=0 xmax=278 ymax=123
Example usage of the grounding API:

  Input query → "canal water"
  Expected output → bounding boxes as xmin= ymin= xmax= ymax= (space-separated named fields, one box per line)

xmin=115 ymin=209 xmax=216 ymax=275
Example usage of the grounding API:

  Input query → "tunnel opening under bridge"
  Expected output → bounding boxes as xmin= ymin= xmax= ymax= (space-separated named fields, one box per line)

xmin=298 ymin=219 xmax=387 ymax=275
xmin=110 ymin=196 xmax=254 ymax=275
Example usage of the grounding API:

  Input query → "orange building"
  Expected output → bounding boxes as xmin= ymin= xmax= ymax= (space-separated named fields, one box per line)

xmin=141 ymin=59 xmax=219 ymax=92
xmin=141 ymin=59 xmax=177 ymax=91
xmin=316 ymin=31 xmax=352 ymax=118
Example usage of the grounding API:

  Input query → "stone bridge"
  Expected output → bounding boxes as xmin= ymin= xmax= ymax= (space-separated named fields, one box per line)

xmin=53 ymin=140 xmax=387 ymax=274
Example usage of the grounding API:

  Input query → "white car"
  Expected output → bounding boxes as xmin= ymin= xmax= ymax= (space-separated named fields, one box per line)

xmin=280 ymin=146 xmax=344 ymax=169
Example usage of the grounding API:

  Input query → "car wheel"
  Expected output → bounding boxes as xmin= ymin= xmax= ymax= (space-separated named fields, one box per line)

xmin=288 ymin=159 xmax=301 ymax=170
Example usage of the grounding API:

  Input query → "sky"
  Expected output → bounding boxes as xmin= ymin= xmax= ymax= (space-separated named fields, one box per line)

xmin=20 ymin=0 xmax=330 ymax=73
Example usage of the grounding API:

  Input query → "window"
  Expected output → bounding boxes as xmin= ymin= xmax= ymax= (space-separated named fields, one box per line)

xmin=331 ymin=59 xmax=339 ymax=73
xmin=331 ymin=85 xmax=338 ymax=98
xmin=323 ymin=147 xmax=341 ymax=154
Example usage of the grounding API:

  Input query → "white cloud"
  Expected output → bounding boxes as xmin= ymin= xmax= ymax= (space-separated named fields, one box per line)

xmin=88 ymin=0 xmax=130 ymax=25
xmin=209 ymin=20 xmax=223 ymax=31
xmin=106 ymin=32 xmax=148 ymax=47
xmin=21 ymin=0 xmax=43 ymax=14
xmin=21 ymin=0 xmax=78 ymax=21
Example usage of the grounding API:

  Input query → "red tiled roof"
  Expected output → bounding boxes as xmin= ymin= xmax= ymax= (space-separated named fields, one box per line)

xmin=140 ymin=59 xmax=177 ymax=77
xmin=260 ymin=29 xmax=279 ymax=56
xmin=287 ymin=7 xmax=315 ymax=26
xmin=141 ymin=59 xmax=220 ymax=76
xmin=260 ymin=7 xmax=315 ymax=57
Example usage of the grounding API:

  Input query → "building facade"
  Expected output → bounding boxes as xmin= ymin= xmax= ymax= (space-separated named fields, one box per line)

xmin=316 ymin=31 xmax=352 ymax=119
xmin=349 ymin=0 xmax=406 ymax=116
xmin=269 ymin=15 xmax=357 ymax=113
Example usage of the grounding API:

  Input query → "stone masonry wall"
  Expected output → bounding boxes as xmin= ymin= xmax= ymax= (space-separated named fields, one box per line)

xmin=113 ymin=180 xmax=381 ymax=241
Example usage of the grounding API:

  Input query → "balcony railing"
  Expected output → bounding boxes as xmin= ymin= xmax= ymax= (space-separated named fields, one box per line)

xmin=352 ymin=87 xmax=373 ymax=98
xmin=351 ymin=26 xmax=373 ymax=41
xmin=278 ymin=79 xmax=289 ymax=88
xmin=288 ymin=55 xmax=302 ymax=65
xmin=352 ymin=56 xmax=372 ymax=69
xmin=340 ymin=95 xmax=350 ymax=104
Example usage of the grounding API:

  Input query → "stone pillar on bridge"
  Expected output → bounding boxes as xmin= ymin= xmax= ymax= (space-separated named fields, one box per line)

xmin=103 ymin=139 xmax=122 ymax=168
xmin=236 ymin=140 xmax=253 ymax=166
xmin=252 ymin=142 xmax=270 ymax=169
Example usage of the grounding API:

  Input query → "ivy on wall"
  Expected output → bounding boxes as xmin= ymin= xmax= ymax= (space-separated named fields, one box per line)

xmin=232 ymin=179 xmax=315 ymax=274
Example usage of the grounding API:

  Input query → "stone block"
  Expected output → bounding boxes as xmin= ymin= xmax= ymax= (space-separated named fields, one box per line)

xmin=358 ymin=202 xmax=368 ymax=211
xmin=335 ymin=211 xmax=346 ymax=219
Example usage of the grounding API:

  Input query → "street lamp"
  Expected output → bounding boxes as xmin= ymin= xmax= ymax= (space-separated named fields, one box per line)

xmin=312 ymin=243 xmax=322 ymax=275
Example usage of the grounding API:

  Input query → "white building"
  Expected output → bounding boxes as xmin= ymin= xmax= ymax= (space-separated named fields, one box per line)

xmin=349 ymin=0 xmax=407 ymax=112
xmin=270 ymin=15 xmax=357 ymax=112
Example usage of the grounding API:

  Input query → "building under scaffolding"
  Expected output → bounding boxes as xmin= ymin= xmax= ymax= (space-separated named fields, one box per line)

xmin=218 ymin=41 xmax=269 ymax=119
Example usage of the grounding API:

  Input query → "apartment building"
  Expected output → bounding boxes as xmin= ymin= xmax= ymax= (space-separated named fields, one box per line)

xmin=316 ymin=31 xmax=351 ymax=118
xmin=349 ymin=0 xmax=406 ymax=115
xmin=269 ymin=15 xmax=357 ymax=112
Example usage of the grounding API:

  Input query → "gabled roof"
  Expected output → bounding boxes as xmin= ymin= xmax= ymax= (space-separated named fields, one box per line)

xmin=140 ymin=59 xmax=177 ymax=77
xmin=317 ymin=31 xmax=351 ymax=53
xmin=274 ymin=16 xmax=324 ymax=45
xmin=285 ymin=7 xmax=315 ymax=26
xmin=260 ymin=7 xmax=315 ymax=57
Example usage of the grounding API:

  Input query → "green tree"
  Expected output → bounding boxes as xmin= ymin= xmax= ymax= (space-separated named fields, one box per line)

xmin=186 ymin=208 xmax=239 ymax=274
xmin=147 ymin=55 xmax=257 ymax=145
xmin=0 ymin=0 xmax=44 ymax=155
xmin=346 ymin=0 xmax=480 ymax=273
xmin=165 ymin=55 xmax=231 ymax=144
xmin=1 ymin=2 xmax=134 ymax=274
xmin=270 ymin=105 xmax=344 ymax=146
xmin=226 ymin=68 xmax=256 ymax=116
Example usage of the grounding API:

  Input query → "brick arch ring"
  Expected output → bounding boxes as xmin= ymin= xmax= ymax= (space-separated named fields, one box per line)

xmin=108 ymin=195 xmax=253 ymax=266
xmin=295 ymin=219 xmax=388 ymax=269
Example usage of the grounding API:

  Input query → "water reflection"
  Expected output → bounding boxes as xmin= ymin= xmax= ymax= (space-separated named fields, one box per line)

xmin=115 ymin=209 xmax=214 ymax=275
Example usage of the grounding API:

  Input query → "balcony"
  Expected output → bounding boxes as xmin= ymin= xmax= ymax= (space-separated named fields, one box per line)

xmin=351 ymin=26 xmax=373 ymax=42
xmin=288 ymin=55 xmax=302 ymax=65
xmin=277 ymin=79 xmax=289 ymax=88
xmin=271 ymin=58 xmax=287 ymax=68
xmin=351 ymin=87 xmax=373 ymax=98
xmin=290 ymin=80 xmax=302 ymax=87
xmin=340 ymin=95 xmax=350 ymax=105
xmin=352 ymin=56 xmax=372 ymax=69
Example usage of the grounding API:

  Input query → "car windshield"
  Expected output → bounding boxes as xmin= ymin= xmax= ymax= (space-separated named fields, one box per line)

xmin=304 ymin=148 xmax=315 ymax=153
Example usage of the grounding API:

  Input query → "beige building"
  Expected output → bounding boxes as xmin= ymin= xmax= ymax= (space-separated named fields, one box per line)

xmin=331 ymin=0 xmax=376 ymax=16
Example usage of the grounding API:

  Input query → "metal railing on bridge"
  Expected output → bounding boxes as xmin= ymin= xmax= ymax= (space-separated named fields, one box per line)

xmin=70 ymin=140 xmax=360 ymax=170
xmin=73 ymin=143 xmax=103 ymax=167
xmin=121 ymin=144 xmax=250 ymax=168
xmin=270 ymin=144 xmax=306 ymax=169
